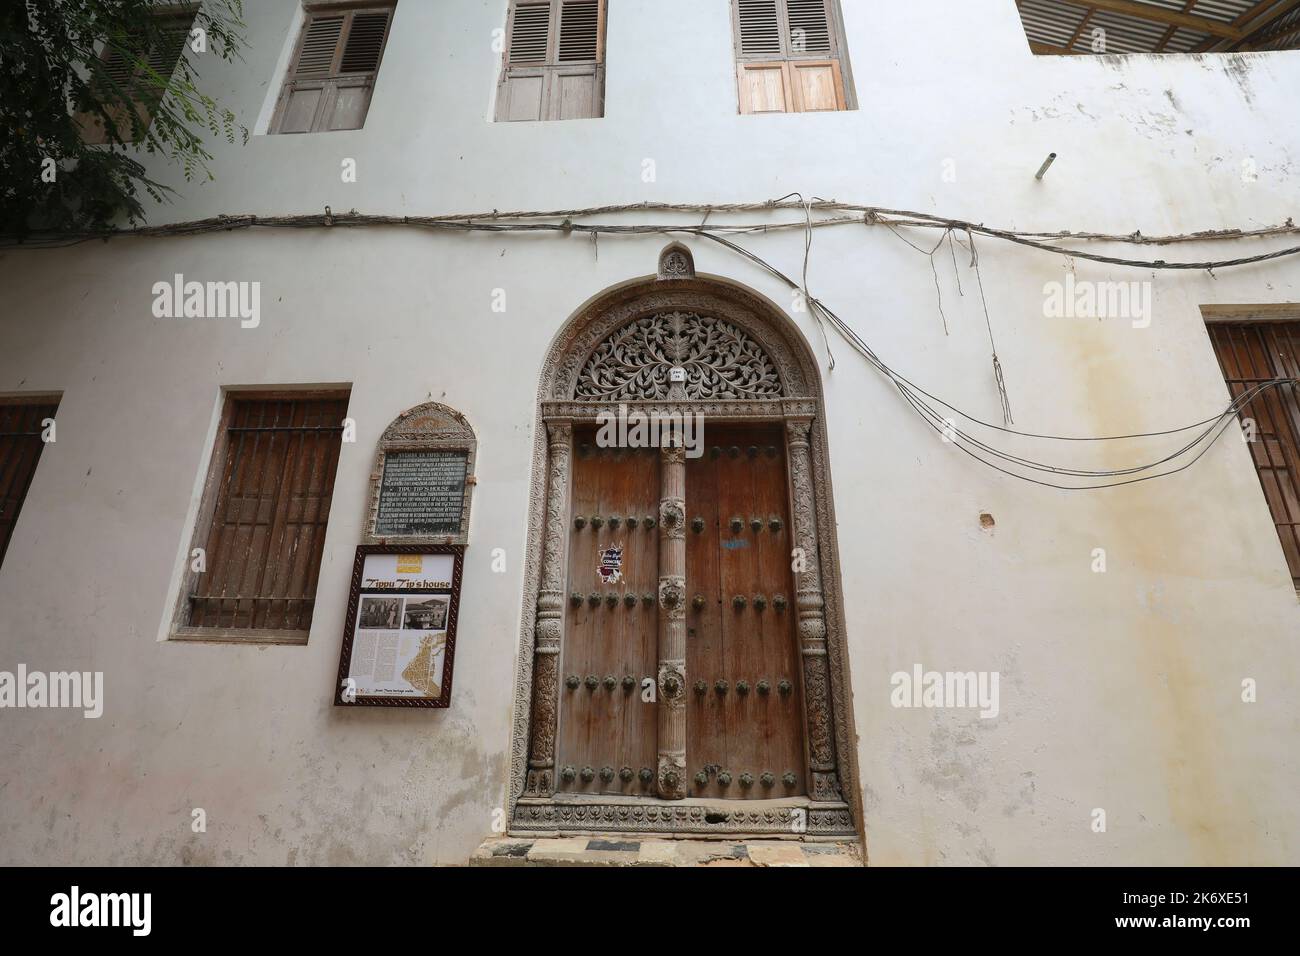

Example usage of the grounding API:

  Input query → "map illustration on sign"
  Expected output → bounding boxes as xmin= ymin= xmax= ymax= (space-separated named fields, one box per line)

xmin=401 ymin=634 xmax=446 ymax=696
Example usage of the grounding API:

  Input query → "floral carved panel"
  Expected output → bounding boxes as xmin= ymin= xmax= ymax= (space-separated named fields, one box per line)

xmin=575 ymin=312 xmax=785 ymax=401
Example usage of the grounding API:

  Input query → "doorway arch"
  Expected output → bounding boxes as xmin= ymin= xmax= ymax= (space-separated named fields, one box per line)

xmin=507 ymin=251 xmax=858 ymax=838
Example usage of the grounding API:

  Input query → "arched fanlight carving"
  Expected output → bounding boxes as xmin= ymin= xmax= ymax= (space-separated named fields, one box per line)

xmin=574 ymin=311 xmax=785 ymax=401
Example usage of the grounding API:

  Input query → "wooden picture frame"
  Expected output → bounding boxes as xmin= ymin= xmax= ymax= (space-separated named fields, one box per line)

xmin=334 ymin=544 xmax=464 ymax=708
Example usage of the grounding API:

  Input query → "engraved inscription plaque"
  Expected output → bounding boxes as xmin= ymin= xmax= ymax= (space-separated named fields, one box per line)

xmin=375 ymin=450 xmax=468 ymax=537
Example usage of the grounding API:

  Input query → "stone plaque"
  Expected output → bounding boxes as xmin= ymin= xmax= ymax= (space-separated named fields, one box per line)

xmin=375 ymin=450 xmax=468 ymax=537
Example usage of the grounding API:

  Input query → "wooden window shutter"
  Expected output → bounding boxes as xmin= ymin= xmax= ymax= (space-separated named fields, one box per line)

xmin=178 ymin=393 xmax=350 ymax=640
xmin=1207 ymin=322 xmax=1300 ymax=587
xmin=785 ymin=0 xmax=834 ymax=56
xmin=557 ymin=0 xmax=601 ymax=62
xmin=79 ymin=12 xmax=195 ymax=144
xmin=0 ymin=399 xmax=60 ymax=571
xmin=508 ymin=2 xmax=551 ymax=65
xmin=272 ymin=5 xmax=395 ymax=134
xmin=497 ymin=0 xmax=606 ymax=122
xmin=789 ymin=59 xmax=844 ymax=111
xmin=737 ymin=0 xmax=783 ymax=57
xmin=340 ymin=12 xmax=392 ymax=72
xmin=143 ymin=19 xmax=193 ymax=82
xmin=737 ymin=62 xmax=792 ymax=114
xmin=735 ymin=0 xmax=850 ymax=114
xmin=293 ymin=15 xmax=346 ymax=77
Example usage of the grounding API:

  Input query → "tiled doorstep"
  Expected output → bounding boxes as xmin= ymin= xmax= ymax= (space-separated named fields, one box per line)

xmin=469 ymin=838 xmax=863 ymax=867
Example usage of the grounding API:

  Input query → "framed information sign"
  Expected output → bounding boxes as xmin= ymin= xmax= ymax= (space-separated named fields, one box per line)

xmin=334 ymin=545 xmax=463 ymax=708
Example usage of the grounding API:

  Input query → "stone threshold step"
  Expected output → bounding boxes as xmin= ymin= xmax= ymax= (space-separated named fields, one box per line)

xmin=470 ymin=837 xmax=862 ymax=867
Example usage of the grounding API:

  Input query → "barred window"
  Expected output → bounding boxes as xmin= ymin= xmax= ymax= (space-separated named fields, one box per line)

xmin=175 ymin=392 xmax=349 ymax=641
xmin=1207 ymin=319 xmax=1300 ymax=587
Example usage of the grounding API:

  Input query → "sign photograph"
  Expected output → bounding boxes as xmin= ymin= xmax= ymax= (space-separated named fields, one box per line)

xmin=334 ymin=545 xmax=463 ymax=708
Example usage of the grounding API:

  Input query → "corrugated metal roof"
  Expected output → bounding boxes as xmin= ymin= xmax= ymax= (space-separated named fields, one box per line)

xmin=1016 ymin=0 xmax=1300 ymax=54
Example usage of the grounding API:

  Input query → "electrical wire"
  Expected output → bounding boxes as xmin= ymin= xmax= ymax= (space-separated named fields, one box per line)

xmin=5 ymin=198 xmax=1296 ymax=489
xmin=691 ymin=228 xmax=1291 ymax=490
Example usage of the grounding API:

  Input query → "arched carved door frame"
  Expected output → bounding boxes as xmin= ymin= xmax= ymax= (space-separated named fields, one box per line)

xmin=507 ymin=251 xmax=858 ymax=839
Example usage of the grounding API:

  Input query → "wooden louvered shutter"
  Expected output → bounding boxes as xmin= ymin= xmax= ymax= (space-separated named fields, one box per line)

xmin=736 ymin=0 xmax=790 ymax=114
xmin=273 ymin=6 xmax=394 ymax=134
xmin=142 ymin=19 xmax=193 ymax=86
xmin=783 ymin=0 xmax=842 ymax=112
xmin=735 ymin=0 xmax=847 ymax=114
xmin=80 ymin=13 xmax=195 ymax=143
xmin=785 ymin=0 xmax=834 ymax=55
xmin=738 ymin=0 xmax=783 ymax=58
xmin=551 ymin=0 xmax=603 ymax=120
xmin=509 ymin=2 xmax=552 ymax=64
xmin=497 ymin=0 xmax=605 ymax=122
xmin=498 ymin=2 xmax=551 ymax=121
xmin=178 ymin=393 xmax=350 ymax=640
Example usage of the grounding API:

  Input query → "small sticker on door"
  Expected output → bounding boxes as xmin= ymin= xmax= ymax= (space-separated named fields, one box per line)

xmin=597 ymin=545 xmax=624 ymax=584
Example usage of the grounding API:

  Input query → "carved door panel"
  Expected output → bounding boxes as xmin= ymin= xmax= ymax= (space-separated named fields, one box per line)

xmin=686 ymin=425 xmax=805 ymax=799
xmin=556 ymin=433 xmax=659 ymax=794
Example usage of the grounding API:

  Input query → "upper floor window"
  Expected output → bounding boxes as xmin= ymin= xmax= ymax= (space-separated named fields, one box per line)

xmin=271 ymin=4 xmax=395 ymax=134
xmin=733 ymin=0 xmax=852 ymax=114
xmin=495 ymin=0 xmax=606 ymax=122
xmin=79 ymin=9 xmax=196 ymax=144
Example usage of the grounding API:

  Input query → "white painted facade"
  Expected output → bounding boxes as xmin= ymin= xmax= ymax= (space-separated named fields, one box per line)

xmin=1 ymin=0 xmax=1298 ymax=865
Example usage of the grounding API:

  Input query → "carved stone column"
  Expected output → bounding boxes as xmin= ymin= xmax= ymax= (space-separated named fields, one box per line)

xmin=786 ymin=419 xmax=842 ymax=802
xmin=657 ymin=444 xmax=688 ymax=799
xmin=524 ymin=421 xmax=571 ymax=798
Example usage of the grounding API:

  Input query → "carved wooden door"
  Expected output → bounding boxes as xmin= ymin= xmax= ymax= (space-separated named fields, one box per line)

xmin=686 ymin=425 xmax=805 ymax=799
xmin=555 ymin=424 xmax=804 ymax=801
xmin=555 ymin=431 xmax=660 ymax=794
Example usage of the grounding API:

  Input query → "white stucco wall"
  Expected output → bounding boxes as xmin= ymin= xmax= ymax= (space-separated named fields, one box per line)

xmin=0 ymin=0 xmax=1297 ymax=865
